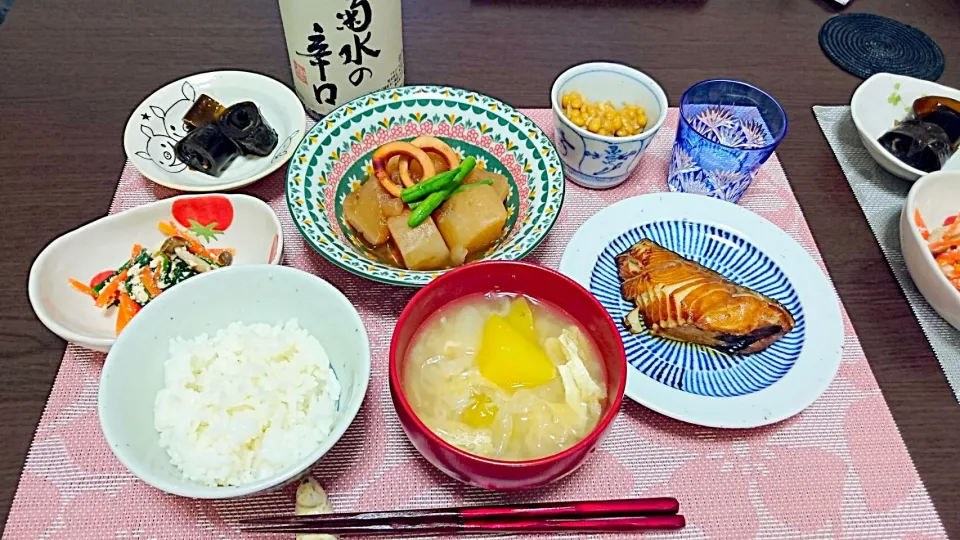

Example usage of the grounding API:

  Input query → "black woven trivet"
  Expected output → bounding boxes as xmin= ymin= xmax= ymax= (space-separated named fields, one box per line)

xmin=819 ymin=13 xmax=944 ymax=81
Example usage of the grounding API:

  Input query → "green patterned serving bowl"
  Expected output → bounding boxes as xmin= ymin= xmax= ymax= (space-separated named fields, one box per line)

xmin=286 ymin=85 xmax=565 ymax=287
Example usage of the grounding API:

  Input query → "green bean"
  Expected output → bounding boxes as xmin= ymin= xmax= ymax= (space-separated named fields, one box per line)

xmin=399 ymin=170 xmax=458 ymax=203
xmin=405 ymin=157 xmax=479 ymax=227
xmin=450 ymin=156 xmax=477 ymax=184
xmin=407 ymin=190 xmax=451 ymax=228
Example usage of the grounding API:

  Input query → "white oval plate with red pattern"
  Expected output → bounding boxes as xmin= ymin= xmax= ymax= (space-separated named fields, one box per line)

xmin=28 ymin=194 xmax=283 ymax=352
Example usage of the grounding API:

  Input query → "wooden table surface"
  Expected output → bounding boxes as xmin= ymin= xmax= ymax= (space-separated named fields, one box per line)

xmin=2 ymin=0 xmax=959 ymax=535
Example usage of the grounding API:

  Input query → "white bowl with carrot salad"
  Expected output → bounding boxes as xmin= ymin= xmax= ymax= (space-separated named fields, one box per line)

xmin=28 ymin=194 xmax=283 ymax=352
xmin=901 ymin=171 xmax=960 ymax=330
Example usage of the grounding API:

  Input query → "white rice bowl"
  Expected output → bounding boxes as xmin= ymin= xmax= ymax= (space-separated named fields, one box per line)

xmin=155 ymin=319 xmax=341 ymax=487
xmin=98 ymin=265 xmax=371 ymax=499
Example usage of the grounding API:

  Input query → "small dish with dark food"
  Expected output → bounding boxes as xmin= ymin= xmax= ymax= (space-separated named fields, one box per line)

xmin=878 ymin=96 xmax=960 ymax=174
xmin=851 ymin=73 xmax=960 ymax=181
xmin=124 ymin=70 xmax=306 ymax=192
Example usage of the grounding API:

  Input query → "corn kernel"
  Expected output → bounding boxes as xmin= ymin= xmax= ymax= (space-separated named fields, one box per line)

xmin=561 ymin=91 xmax=646 ymax=138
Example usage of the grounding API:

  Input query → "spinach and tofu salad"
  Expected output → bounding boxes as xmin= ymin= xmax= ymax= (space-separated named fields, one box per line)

xmin=68 ymin=221 xmax=235 ymax=335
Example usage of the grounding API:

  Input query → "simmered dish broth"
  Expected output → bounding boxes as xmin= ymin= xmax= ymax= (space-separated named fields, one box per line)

xmin=402 ymin=293 xmax=607 ymax=461
xmin=343 ymin=136 xmax=512 ymax=271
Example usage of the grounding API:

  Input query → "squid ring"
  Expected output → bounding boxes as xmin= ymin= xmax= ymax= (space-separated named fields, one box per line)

xmin=398 ymin=136 xmax=462 ymax=187
xmin=372 ymin=141 xmax=436 ymax=197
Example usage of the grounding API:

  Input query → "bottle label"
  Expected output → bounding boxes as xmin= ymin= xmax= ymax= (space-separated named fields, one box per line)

xmin=279 ymin=0 xmax=405 ymax=117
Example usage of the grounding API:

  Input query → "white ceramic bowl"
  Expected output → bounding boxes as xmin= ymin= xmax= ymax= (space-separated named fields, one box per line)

xmin=550 ymin=62 xmax=668 ymax=189
xmin=28 ymin=194 xmax=283 ymax=352
xmin=123 ymin=70 xmax=307 ymax=192
xmin=98 ymin=264 xmax=371 ymax=499
xmin=901 ymin=171 xmax=960 ymax=330
xmin=851 ymin=72 xmax=960 ymax=181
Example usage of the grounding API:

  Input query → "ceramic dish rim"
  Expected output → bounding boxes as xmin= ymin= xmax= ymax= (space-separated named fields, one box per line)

xmin=903 ymin=170 xmax=960 ymax=305
xmin=122 ymin=69 xmax=307 ymax=193
xmin=389 ymin=260 xmax=627 ymax=468
xmin=27 ymin=194 xmax=284 ymax=350
xmin=558 ymin=193 xmax=844 ymax=429
xmin=285 ymin=84 xmax=566 ymax=288
xmin=97 ymin=264 xmax=372 ymax=499
xmin=550 ymin=61 xmax=669 ymax=144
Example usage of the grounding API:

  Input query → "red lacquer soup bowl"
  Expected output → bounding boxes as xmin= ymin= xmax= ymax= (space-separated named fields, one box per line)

xmin=389 ymin=260 xmax=627 ymax=491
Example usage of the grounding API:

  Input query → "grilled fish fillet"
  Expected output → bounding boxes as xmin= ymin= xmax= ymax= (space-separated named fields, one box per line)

xmin=616 ymin=239 xmax=795 ymax=355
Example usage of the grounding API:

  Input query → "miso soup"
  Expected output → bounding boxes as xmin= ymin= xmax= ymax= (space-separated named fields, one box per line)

xmin=402 ymin=293 xmax=607 ymax=461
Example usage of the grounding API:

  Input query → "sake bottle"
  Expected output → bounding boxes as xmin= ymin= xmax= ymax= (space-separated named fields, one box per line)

xmin=278 ymin=0 xmax=405 ymax=119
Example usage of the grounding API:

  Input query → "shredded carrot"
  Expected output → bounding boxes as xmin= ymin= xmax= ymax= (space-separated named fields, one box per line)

xmin=131 ymin=243 xmax=143 ymax=259
xmin=115 ymin=292 xmax=141 ymax=335
xmin=915 ymin=209 xmax=930 ymax=240
xmin=139 ymin=267 xmax=161 ymax=298
xmin=158 ymin=221 xmax=179 ymax=237
xmin=937 ymin=249 xmax=960 ymax=264
xmin=68 ymin=278 xmax=95 ymax=298
xmin=926 ymin=238 xmax=960 ymax=252
xmin=207 ymin=248 xmax=236 ymax=257
xmin=95 ymin=269 xmax=128 ymax=308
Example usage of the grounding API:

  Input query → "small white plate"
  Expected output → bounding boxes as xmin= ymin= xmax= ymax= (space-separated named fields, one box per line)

xmin=123 ymin=70 xmax=306 ymax=192
xmin=559 ymin=193 xmax=843 ymax=428
xmin=851 ymin=72 xmax=960 ymax=181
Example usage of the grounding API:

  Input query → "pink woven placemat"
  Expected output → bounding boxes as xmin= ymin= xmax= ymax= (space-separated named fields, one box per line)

xmin=3 ymin=109 xmax=947 ymax=540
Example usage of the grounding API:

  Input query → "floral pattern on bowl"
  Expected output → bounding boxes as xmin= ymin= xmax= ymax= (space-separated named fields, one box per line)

xmin=286 ymin=85 xmax=565 ymax=287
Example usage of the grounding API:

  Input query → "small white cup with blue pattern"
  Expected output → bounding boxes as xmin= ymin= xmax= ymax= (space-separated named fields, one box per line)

xmin=551 ymin=62 xmax=668 ymax=189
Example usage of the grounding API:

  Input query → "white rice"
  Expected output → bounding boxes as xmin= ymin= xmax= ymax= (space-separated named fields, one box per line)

xmin=154 ymin=319 xmax=340 ymax=487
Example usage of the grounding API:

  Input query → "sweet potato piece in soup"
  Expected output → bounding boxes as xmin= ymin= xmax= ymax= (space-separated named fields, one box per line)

xmin=344 ymin=178 xmax=390 ymax=246
xmin=387 ymin=211 xmax=451 ymax=270
xmin=464 ymin=169 xmax=510 ymax=201
xmin=434 ymin=184 xmax=508 ymax=255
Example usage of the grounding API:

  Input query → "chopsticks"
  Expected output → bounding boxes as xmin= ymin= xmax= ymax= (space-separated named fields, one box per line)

xmin=240 ymin=497 xmax=685 ymax=536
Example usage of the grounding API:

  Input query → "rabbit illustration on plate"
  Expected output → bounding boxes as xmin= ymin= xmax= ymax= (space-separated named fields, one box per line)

xmin=133 ymin=81 xmax=199 ymax=173
xmin=135 ymin=125 xmax=186 ymax=173
xmin=150 ymin=81 xmax=196 ymax=141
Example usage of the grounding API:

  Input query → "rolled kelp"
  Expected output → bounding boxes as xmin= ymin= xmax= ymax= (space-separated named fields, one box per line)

xmin=174 ymin=124 xmax=242 ymax=177
xmin=878 ymin=119 xmax=953 ymax=173
xmin=216 ymin=101 xmax=278 ymax=157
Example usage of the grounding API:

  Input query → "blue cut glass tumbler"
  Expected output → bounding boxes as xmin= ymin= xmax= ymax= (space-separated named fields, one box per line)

xmin=667 ymin=79 xmax=787 ymax=203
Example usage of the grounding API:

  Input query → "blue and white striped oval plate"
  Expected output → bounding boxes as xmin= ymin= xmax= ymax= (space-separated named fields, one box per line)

xmin=560 ymin=193 xmax=843 ymax=428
